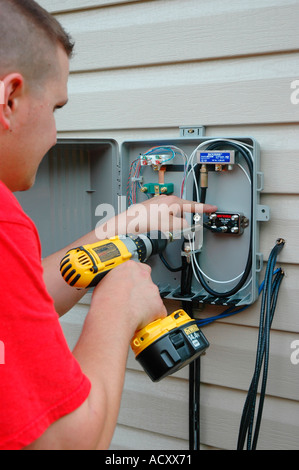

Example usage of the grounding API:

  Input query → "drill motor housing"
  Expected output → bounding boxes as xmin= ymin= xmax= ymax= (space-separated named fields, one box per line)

xmin=60 ymin=233 xmax=209 ymax=381
xmin=60 ymin=231 xmax=168 ymax=289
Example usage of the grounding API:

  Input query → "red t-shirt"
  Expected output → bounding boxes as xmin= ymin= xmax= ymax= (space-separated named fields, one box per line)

xmin=0 ymin=181 xmax=91 ymax=450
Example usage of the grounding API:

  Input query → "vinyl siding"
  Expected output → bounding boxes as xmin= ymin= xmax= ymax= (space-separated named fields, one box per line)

xmin=36 ymin=0 xmax=299 ymax=450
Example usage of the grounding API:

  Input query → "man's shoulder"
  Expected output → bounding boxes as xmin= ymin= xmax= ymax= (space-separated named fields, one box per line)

xmin=0 ymin=181 xmax=32 ymax=227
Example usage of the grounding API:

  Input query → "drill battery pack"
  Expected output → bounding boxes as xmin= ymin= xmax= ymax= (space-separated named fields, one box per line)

xmin=131 ymin=310 xmax=209 ymax=382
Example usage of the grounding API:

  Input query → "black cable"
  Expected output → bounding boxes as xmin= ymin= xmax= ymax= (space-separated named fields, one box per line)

xmin=180 ymin=253 xmax=191 ymax=296
xmin=238 ymin=252 xmax=277 ymax=448
xmin=183 ymin=159 xmax=200 ymax=447
xmin=181 ymin=262 xmax=199 ymax=451
xmin=193 ymin=142 xmax=254 ymax=298
xmin=189 ymin=353 xmax=195 ymax=450
xmin=237 ymin=239 xmax=285 ymax=450
xmin=251 ymin=268 xmax=284 ymax=449
xmin=249 ymin=267 xmax=284 ymax=449
xmin=185 ymin=170 xmax=209 ymax=451
xmin=200 ymin=186 xmax=207 ymax=204
xmin=159 ymin=253 xmax=182 ymax=272
xmin=183 ymin=300 xmax=201 ymax=451
xmin=159 ymin=239 xmax=199 ymax=449
xmin=188 ymin=355 xmax=201 ymax=451
xmin=189 ymin=143 xmax=284 ymax=450
xmin=193 ymin=356 xmax=201 ymax=449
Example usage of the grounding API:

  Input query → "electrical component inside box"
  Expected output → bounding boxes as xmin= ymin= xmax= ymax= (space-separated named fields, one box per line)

xmin=206 ymin=212 xmax=249 ymax=235
xmin=124 ymin=136 xmax=278 ymax=450
xmin=127 ymin=146 xmax=188 ymax=204
xmin=126 ymin=137 xmax=267 ymax=306
xmin=198 ymin=150 xmax=235 ymax=169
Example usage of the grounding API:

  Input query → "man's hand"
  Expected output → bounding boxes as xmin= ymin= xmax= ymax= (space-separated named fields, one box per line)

xmin=43 ymin=195 xmax=217 ymax=316
xmin=91 ymin=260 xmax=167 ymax=334
xmin=97 ymin=194 xmax=217 ymax=239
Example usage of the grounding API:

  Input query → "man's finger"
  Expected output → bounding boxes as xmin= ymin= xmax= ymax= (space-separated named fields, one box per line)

xmin=180 ymin=201 xmax=218 ymax=214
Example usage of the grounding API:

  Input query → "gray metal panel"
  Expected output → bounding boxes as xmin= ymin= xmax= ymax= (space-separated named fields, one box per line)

xmin=16 ymin=135 xmax=267 ymax=306
xmin=16 ymin=139 xmax=118 ymax=258
xmin=121 ymin=136 xmax=267 ymax=306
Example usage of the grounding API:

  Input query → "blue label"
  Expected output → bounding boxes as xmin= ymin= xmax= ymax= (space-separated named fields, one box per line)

xmin=199 ymin=152 xmax=232 ymax=163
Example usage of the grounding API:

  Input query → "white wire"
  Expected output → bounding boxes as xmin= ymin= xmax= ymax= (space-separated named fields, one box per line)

xmin=134 ymin=139 xmax=253 ymax=203
xmin=133 ymin=145 xmax=189 ymax=201
xmin=189 ymin=233 xmax=253 ymax=293
xmin=133 ymin=139 xmax=254 ymax=291
xmin=185 ymin=150 xmax=253 ymax=298
xmin=144 ymin=145 xmax=188 ymax=166
xmin=185 ymin=138 xmax=254 ymax=290
xmin=237 ymin=163 xmax=251 ymax=185
xmin=182 ymin=138 xmax=254 ymax=199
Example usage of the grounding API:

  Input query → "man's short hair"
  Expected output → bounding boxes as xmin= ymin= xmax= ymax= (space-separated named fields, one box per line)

xmin=0 ymin=0 xmax=74 ymax=87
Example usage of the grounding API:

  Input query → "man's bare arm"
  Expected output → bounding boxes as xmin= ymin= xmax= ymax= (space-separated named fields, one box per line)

xmin=25 ymin=261 xmax=167 ymax=450
xmin=43 ymin=196 xmax=217 ymax=316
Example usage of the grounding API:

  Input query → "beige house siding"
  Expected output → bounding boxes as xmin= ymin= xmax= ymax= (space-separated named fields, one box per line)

xmin=38 ymin=0 xmax=299 ymax=449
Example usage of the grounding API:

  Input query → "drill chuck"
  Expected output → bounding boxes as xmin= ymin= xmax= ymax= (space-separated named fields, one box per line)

xmin=144 ymin=230 xmax=169 ymax=256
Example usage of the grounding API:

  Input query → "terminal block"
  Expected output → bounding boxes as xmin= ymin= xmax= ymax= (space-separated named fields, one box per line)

xmin=141 ymin=182 xmax=174 ymax=196
xmin=206 ymin=212 xmax=249 ymax=235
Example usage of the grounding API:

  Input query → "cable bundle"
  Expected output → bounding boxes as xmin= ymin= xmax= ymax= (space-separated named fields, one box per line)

xmin=189 ymin=139 xmax=254 ymax=299
xmin=126 ymin=145 xmax=188 ymax=206
xmin=192 ymin=238 xmax=285 ymax=450
xmin=237 ymin=238 xmax=285 ymax=450
xmin=126 ymin=158 xmax=142 ymax=206
xmin=126 ymin=140 xmax=284 ymax=450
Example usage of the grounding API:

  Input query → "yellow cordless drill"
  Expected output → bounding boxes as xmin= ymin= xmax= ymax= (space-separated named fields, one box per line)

xmin=60 ymin=230 xmax=209 ymax=381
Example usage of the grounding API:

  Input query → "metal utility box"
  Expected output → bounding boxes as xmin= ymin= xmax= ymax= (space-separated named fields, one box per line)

xmin=16 ymin=132 xmax=269 ymax=307
xmin=16 ymin=139 xmax=119 ymax=257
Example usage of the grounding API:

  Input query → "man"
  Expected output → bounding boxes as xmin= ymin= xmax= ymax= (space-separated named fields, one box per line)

xmin=0 ymin=0 xmax=216 ymax=450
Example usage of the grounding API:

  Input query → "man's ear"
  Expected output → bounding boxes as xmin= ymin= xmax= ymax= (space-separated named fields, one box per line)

xmin=0 ymin=73 xmax=24 ymax=130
